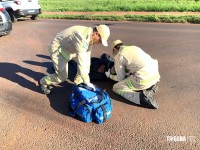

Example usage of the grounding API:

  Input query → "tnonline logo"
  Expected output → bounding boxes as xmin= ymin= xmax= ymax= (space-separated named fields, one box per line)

xmin=166 ymin=136 xmax=196 ymax=142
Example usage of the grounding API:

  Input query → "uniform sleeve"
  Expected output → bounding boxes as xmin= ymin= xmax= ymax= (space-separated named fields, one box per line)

xmin=109 ymin=74 xmax=120 ymax=81
xmin=77 ymin=51 xmax=91 ymax=84
xmin=110 ymin=54 xmax=126 ymax=81
xmin=71 ymin=31 xmax=91 ymax=84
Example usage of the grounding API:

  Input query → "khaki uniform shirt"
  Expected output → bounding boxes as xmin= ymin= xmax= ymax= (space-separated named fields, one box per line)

xmin=50 ymin=25 xmax=93 ymax=84
xmin=111 ymin=46 xmax=160 ymax=90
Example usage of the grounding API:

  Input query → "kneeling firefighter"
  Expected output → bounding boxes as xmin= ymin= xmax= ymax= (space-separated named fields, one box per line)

xmin=105 ymin=40 xmax=160 ymax=109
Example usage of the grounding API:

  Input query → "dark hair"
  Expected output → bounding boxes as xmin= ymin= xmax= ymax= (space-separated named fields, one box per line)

xmin=93 ymin=27 xmax=98 ymax=32
xmin=100 ymin=53 xmax=114 ymax=71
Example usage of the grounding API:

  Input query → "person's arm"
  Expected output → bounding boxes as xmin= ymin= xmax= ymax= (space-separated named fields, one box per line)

xmin=109 ymin=54 xmax=126 ymax=81
xmin=90 ymin=57 xmax=108 ymax=81
xmin=71 ymin=31 xmax=91 ymax=84
xmin=76 ymin=50 xmax=91 ymax=84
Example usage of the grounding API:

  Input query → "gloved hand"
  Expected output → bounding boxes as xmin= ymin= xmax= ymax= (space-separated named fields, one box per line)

xmin=105 ymin=69 xmax=110 ymax=78
xmin=86 ymin=83 xmax=96 ymax=91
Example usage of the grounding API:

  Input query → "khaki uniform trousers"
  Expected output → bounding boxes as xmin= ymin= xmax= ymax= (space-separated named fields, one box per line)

xmin=113 ymin=75 xmax=158 ymax=105
xmin=113 ymin=78 xmax=141 ymax=105
xmin=40 ymin=50 xmax=70 ymax=86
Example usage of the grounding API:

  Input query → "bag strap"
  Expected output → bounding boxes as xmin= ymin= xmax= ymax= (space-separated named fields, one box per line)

xmin=102 ymin=105 xmax=107 ymax=122
xmin=97 ymin=105 xmax=107 ymax=123
xmin=77 ymin=83 xmax=94 ymax=91
xmin=74 ymin=99 xmax=92 ymax=119
xmin=69 ymin=99 xmax=87 ymax=117
xmin=74 ymin=100 xmax=87 ymax=111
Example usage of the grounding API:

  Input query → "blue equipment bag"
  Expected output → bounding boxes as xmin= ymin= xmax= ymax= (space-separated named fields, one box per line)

xmin=69 ymin=83 xmax=112 ymax=124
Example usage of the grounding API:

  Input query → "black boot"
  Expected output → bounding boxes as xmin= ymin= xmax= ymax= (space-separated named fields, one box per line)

xmin=140 ymin=85 xmax=159 ymax=109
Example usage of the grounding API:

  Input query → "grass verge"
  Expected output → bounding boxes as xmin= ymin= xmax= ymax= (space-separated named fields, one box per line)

xmin=40 ymin=0 xmax=200 ymax=12
xmin=39 ymin=14 xmax=200 ymax=24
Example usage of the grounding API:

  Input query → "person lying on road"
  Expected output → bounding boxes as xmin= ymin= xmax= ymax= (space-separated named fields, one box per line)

xmin=51 ymin=53 xmax=115 ymax=82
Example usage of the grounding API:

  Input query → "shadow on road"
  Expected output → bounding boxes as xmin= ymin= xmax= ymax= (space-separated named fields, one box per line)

xmin=0 ymin=62 xmax=44 ymax=93
xmin=22 ymin=54 xmax=72 ymax=116
xmin=45 ymin=82 xmax=74 ymax=116
xmin=0 ymin=54 xmax=140 ymax=117
xmin=93 ymin=80 xmax=135 ymax=106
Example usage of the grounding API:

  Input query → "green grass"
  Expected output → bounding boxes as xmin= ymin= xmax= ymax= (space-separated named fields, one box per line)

xmin=38 ymin=0 xmax=200 ymax=23
xmin=39 ymin=14 xmax=200 ymax=24
xmin=40 ymin=0 xmax=200 ymax=12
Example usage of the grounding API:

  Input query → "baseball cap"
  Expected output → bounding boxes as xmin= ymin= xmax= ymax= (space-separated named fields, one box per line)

xmin=96 ymin=24 xmax=110 ymax=47
xmin=111 ymin=39 xmax=123 ymax=50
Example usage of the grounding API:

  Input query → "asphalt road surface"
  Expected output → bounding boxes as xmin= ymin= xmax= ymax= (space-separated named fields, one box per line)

xmin=0 ymin=19 xmax=200 ymax=150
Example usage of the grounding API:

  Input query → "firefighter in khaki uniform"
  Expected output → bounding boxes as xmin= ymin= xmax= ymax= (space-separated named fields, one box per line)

xmin=105 ymin=40 xmax=160 ymax=109
xmin=39 ymin=24 xmax=110 ymax=95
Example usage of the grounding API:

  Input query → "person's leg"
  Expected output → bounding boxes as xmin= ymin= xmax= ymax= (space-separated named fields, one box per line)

xmin=140 ymin=84 xmax=159 ymax=109
xmin=113 ymin=79 xmax=159 ymax=109
xmin=113 ymin=80 xmax=141 ymax=105
xmin=124 ymin=77 xmax=159 ymax=109
xmin=67 ymin=60 xmax=78 ymax=81
xmin=39 ymin=53 xmax=69 ymax=94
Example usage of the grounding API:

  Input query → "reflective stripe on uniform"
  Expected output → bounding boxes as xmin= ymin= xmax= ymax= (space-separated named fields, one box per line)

xmin=118 ymin=86 xmax=135 ymax=97
xmin=44 ymin=76 xmax=52 ymax=85
xmin=110 ymin=75 xmax=115 ymax=80
xmin=58 ymin=48 xmax=70 ymax=61
xmin=110 ymin=74 xmax=120 ymax=82
xmin=119 ymin=89 xmax=125 ymax=97
xmin=125 ymin=78 xmax=135 ymax=90
xmin=140 ymin=74 xmax=160 ymax=85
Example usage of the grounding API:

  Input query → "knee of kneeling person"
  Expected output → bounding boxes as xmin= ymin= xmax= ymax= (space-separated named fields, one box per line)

xmin=55 ymin=74 xmax=67 ymax=83
xmin=113 ymin=83 xmax=120 ymax=93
